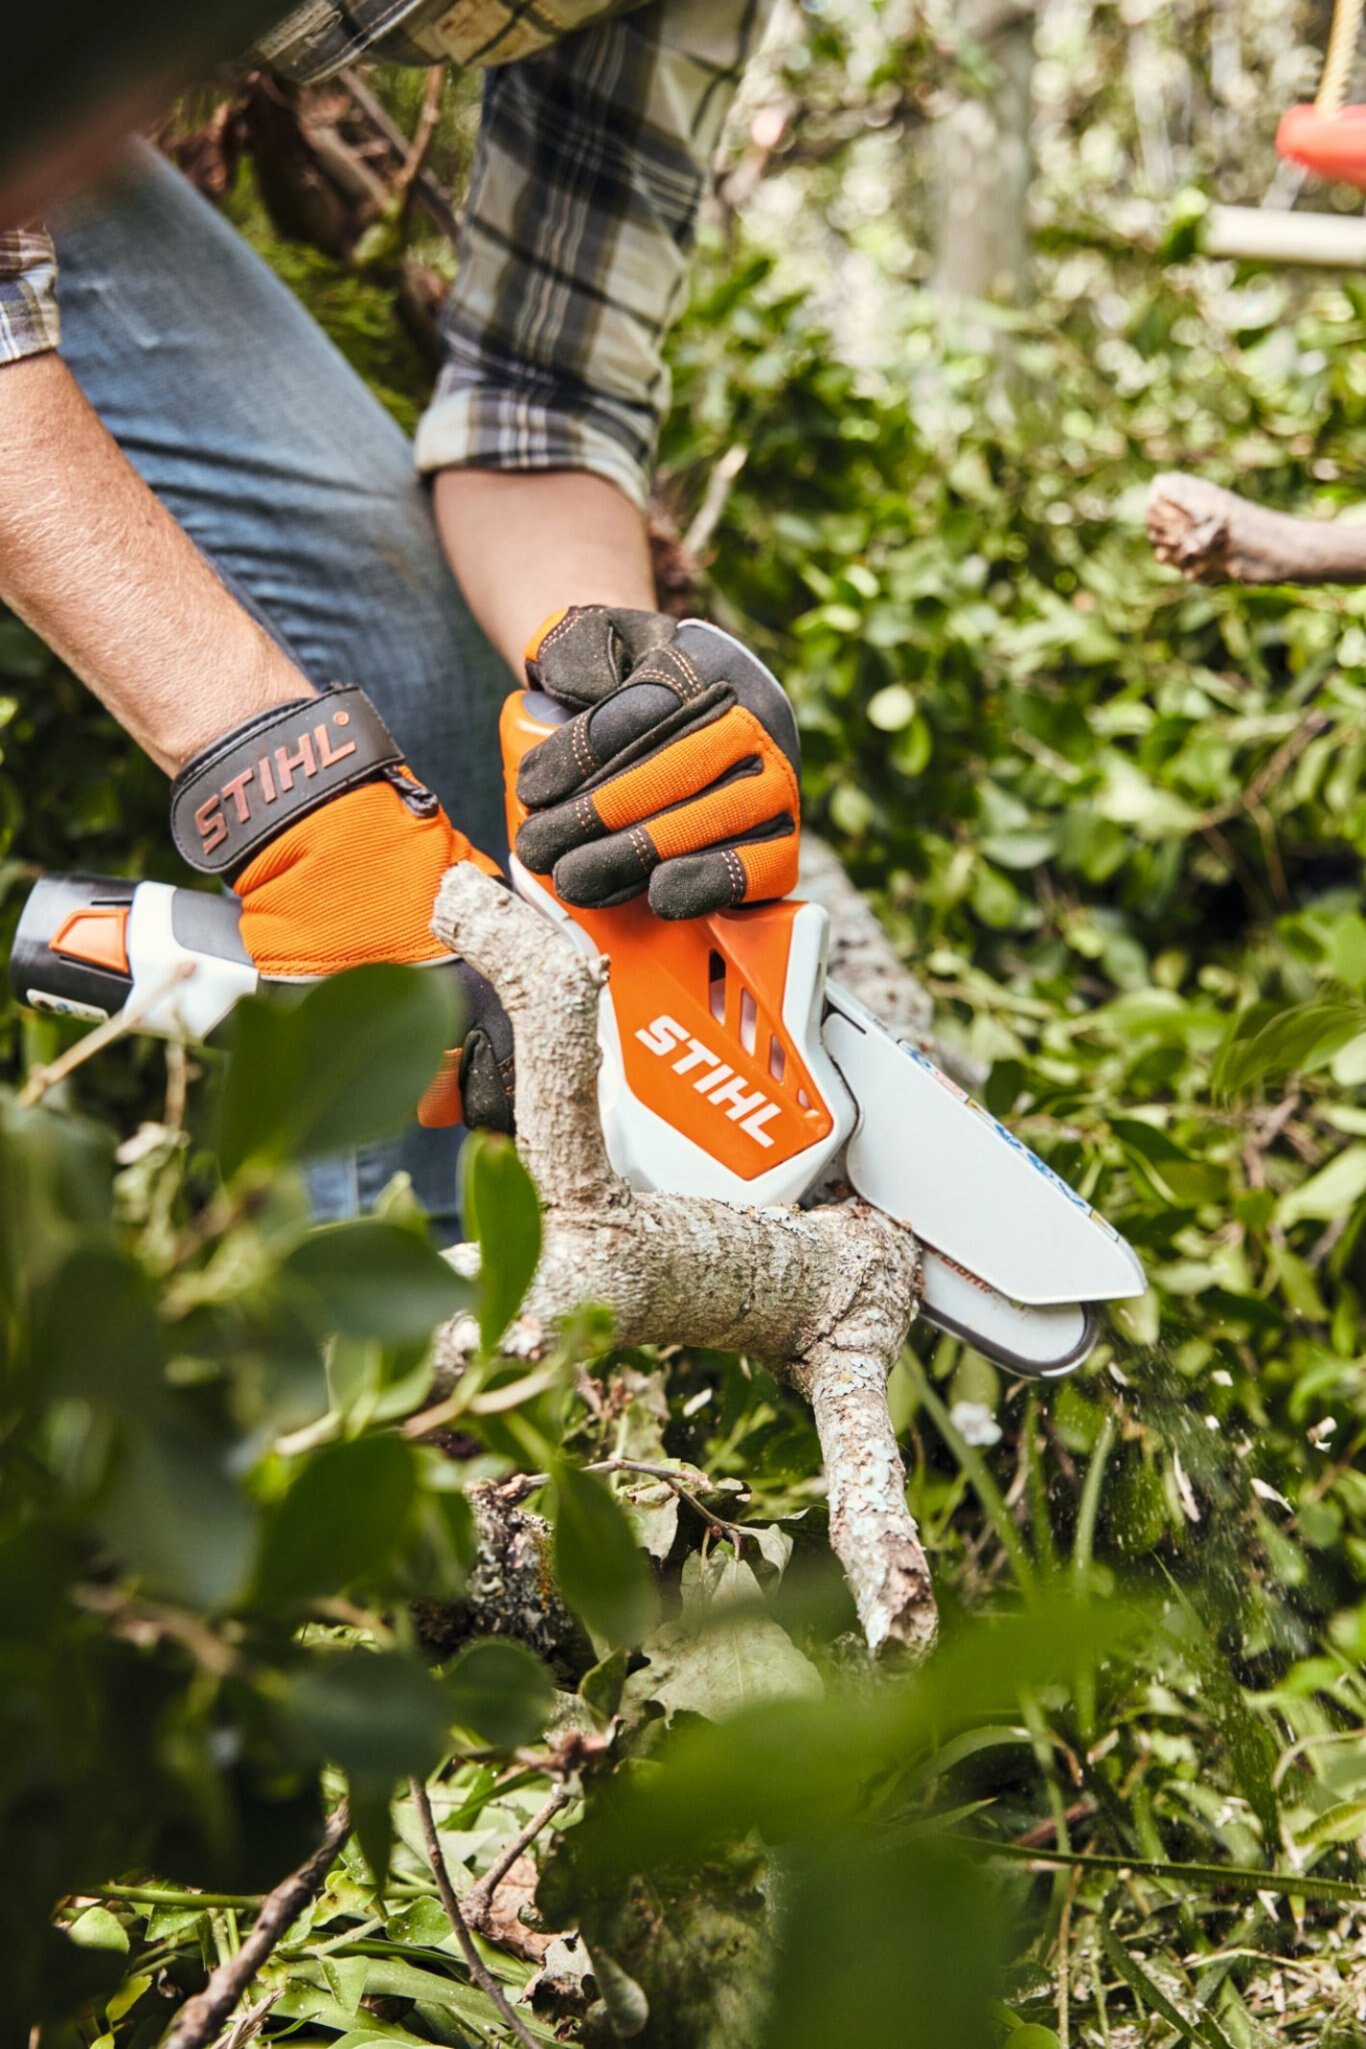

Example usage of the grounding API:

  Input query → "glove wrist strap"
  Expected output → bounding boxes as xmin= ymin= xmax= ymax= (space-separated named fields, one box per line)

xmin=170 ymin=685 xmax=407 ymax=876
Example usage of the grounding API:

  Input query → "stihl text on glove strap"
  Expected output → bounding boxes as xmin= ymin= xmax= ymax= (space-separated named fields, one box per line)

xmin=169 ymin=685 xmax=409 ymax=877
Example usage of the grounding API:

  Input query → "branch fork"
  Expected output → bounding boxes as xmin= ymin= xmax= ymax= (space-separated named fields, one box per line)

xmin=431 ymin=865 xmax=937 ymax=1660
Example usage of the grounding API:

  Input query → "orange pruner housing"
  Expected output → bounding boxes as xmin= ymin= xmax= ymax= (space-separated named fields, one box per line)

xmin=1277 ymin=103 xmax=1366 ymax=188
xmin=498 ymin=682 xmax=857 ymax=1206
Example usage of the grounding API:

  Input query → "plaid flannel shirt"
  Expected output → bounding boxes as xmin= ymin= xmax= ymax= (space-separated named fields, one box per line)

xmin=0 ymin=0 xmax=772 ymax=506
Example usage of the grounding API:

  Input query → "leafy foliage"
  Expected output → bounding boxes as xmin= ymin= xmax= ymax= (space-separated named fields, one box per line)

xmin=11 ymin=5 xmax=1366 ymax=2045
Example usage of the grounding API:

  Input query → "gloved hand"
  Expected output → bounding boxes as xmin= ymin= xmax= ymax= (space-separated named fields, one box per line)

xmin=168 ymin=685 xmax=513 ymax=1131
xmin=514 ymin=607 xmax=801 ymax=918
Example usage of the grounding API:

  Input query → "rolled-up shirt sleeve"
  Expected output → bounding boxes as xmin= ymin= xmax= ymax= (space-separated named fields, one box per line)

xmin=415 ymin=0 xmax=774 ymax=508
xmin=0 ymin=227 xmax=60 ymax=363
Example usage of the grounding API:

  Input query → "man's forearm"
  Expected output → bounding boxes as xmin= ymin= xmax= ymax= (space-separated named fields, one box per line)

xmin=433 ymin=468 xmax=656 ymax=677
xmin=0 ymin=353 xmax=311 ymax=774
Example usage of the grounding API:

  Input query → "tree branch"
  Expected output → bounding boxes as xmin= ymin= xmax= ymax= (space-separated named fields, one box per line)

xmin=1148 ymin=471 xmax=1366 ymax=586
xmin=463 ymin=1785 xmax=574 ymax=1934
xmin=408 ymin=1776 xmax=541 ymax=2049
xmin=159 ymin=1803 xmax=350 ymax=2049
xmin=432 ymin=866 xmax=937 ymax=1659
xmin=336 ymin=66 xmax=462 ymax=247
xmin=410 ymin=1480 xmax=591 ymax=1679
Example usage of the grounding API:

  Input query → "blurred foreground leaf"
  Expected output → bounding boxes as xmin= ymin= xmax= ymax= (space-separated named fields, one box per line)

xmin=446 ymin=1638 xmax=556 ymax=1748
xmin=282 ymin=1218 xmax=471 ymax=1343
xmin=253 ymin=1434 xmax=417 ymax=1605
xmin=553 ymin=1458 xmax=659 ymax=1651
xmin=219 ymin=965 xmax=457 ymax=1180
xmin=462 ymin=1131 xmax=541 ymax=1352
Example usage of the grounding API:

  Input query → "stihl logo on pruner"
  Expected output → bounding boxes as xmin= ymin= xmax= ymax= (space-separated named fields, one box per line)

xmin=635 ymin=1015 xmax=782 ymax=1147
xmin=194 ymin=712 xmax=358 ymax=858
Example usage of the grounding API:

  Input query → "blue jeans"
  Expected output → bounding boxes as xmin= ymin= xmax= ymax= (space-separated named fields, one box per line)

xmin=52 ymin=143 xmax=513 ymax=1237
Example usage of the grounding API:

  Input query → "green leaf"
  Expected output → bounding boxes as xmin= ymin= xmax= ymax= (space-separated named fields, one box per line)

xmin=564 ymin=1596 xmax=1143 ymax=1888
xmin=219 ymin=964 xmax=459 ymax=1181
xmin=253 ymin=1435 xmax=417 ymax=1605
xmin=445 ymin=1638 xmax=556 ymax=1747
xmin=1213 ymin=999 xmax=1366 ymax=1102
xmin=322 ymin=1955 xmax=371 ymax=2014
xmin=386 ymin=1896 xmax=454 ymax=1947
xmin=462 ymin=1132 xmax=542 ymax=1352
xmin=65 ymin=1907 xmax=129 ymax=1955
xmin=282 ymin=1220 xmax=472 ymax=1343
xmin=762 ymin=1835 xmax=1009 ymax=2049
xmin=624 ymin=1553 xmax=823 ymax=1722
xmin=1110 ymin=1118 xmax=1224 ymax=1206
xmin=1301 ymin=1798 xmax=1366 ymax=1846
xmin=284 ymin=1649 xmax=452 ymax=1780
xmin=35 ymin=1245 xmax=162 ymax=1408
xmin=0 ymin=1096 xmax=114 ymax=1315
xmin=349 ymin=1775 xmax=396 ymax=1892
xmin=1094 ymin=757 xmax=1199 ymax=839
xmin=552 ymin=1458 xmax=658 ymax=1650
xmin=98 ymin=1420 xmax=257 ymax=1610
xmin=1279 ymin=1145 xmax=1366 ymax=1228
xmin=867 ymin=682 xmax=916 ymax=732
xmin=581 ymin=1648 xmax=630 ymax=1723
xmin=1100 ymin=1922 xmax=1235 ymax=2049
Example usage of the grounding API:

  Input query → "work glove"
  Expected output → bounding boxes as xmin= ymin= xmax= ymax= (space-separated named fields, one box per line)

xmin=168 ymin=685 xmax=514 ymax=1132
xmin=514 ymin=607 xmax=802 ymax=918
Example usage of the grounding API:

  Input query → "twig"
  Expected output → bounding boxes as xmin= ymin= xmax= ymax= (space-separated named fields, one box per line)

xmin=164 ymin=1036 xmax=190 ymax=1134
xmin=1193 ymin=711 xmax=1331 ymax=832
xmin=19 ymin=964 xmax=194 ymax=1106
xmin=1242 ymin=1090 xmax=1301 ymax=1193
xmin=408 ymin=1777 xmax=541 ymax=2049
xmin=71 ymin=1583 xmax=241 ymax=1680
xmin=403 ymin=1360 xmax=561 ymax=1438
xmin=214 ymin=1990 xmax=280 ymax=2049
xmin=463 ymin=1785 xmax=574 ymax=1931
xmin=503 ymin=1457 xmax=746 ymax=1540
xmin=1013 ymin=1800 xmax=1096 ymax=1850
xmin=159 ymin=1803 xmax=350 ymax=2049
xmin=981 ymin=1838 xmax=1366 ymax=1907
xmin=682 ymin=444 xmax=747 ymax=557
xmin=395 ymin=67 xmax=444 ymax=199
xmin=337 ymin=66 xmax=462 ymax=247
xmin=589 ymin=1458 xmax=743 ymax=1539
xmin=89 ymin=1885 xmax=265 ymax=1910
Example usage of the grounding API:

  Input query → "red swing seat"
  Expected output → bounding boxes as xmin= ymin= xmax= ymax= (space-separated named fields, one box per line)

xmin=1277 ymin=103 xmax=1366 ymax=188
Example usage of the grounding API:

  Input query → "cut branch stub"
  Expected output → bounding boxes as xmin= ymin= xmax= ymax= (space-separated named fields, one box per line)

xmin=1148 ymin=471 xmax=1366 ymax=586
xmin=430 ymin=864 xmax=936 ymax=1658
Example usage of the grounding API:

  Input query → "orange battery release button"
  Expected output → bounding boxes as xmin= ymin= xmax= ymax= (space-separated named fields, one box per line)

xmin=51 ymin=906 xmax=131 ymax=976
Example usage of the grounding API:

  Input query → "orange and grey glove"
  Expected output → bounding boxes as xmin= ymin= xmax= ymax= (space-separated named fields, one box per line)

xmin=168 ymin=685 xmax=513 ymax=1132
xmin=514 ymin=608 xmax=801 ymax=919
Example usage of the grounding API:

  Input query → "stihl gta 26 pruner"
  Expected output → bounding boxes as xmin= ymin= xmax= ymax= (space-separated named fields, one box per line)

xmin=11 ymin=623 xmax=1145 ymax=1377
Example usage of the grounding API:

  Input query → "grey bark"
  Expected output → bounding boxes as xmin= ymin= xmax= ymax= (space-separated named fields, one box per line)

xmin=1148 ymin=471 xmax=1366 ymax=586
xmin=159 ymin=1804 xmax=350 ymax=2049
xmin=431 ymin=866 xmax=937 ymax=1661
xmin=411 ymin=1482 xmax=592 ymax=1679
